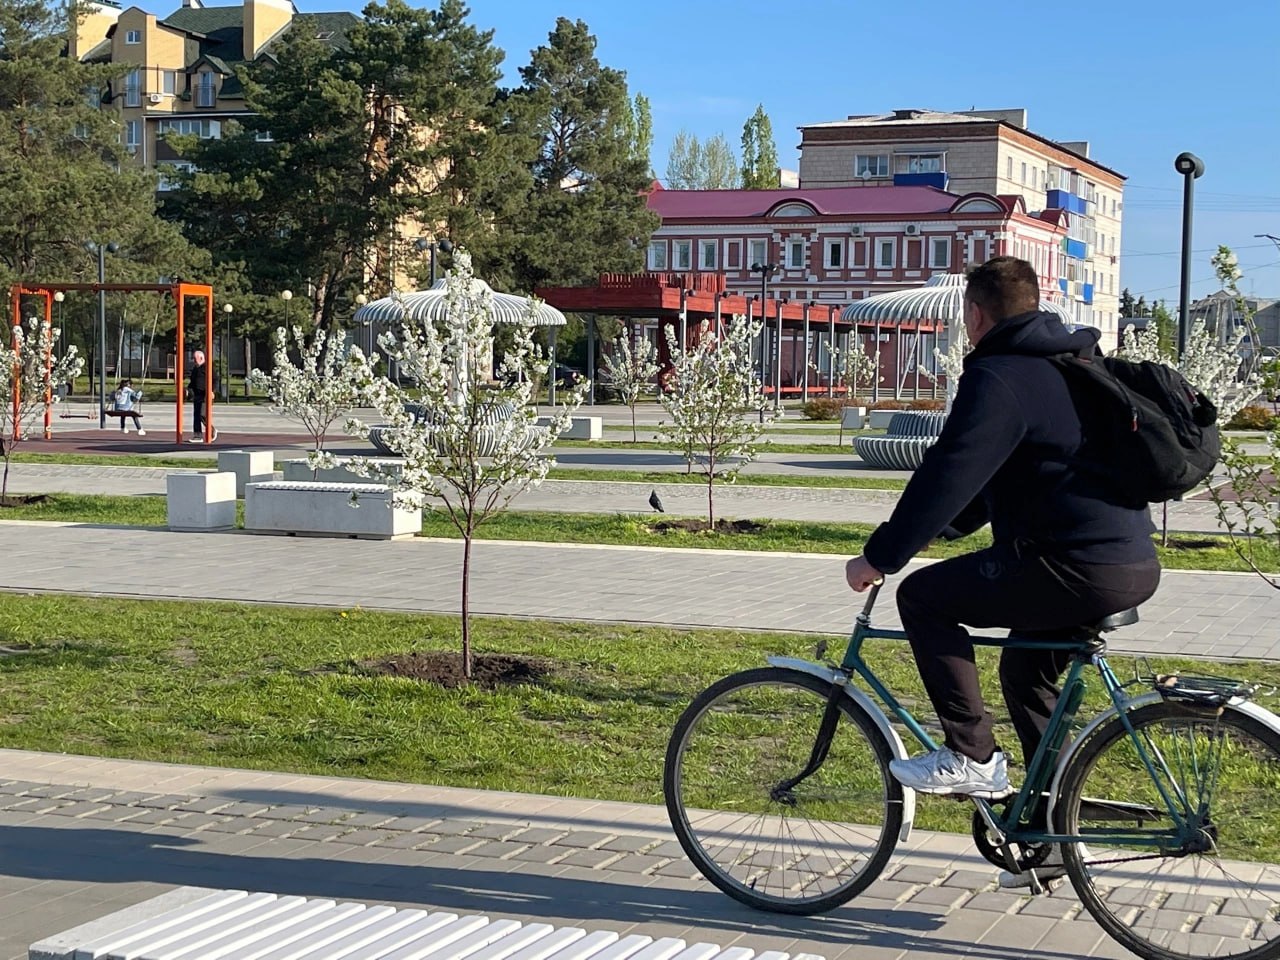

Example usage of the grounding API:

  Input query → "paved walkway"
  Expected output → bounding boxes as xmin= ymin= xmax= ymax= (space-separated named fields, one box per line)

xmin=0 ymin=522 xmax=1275 ymax=660
xmin=0 ymin=750 xmax=1162 ymax=960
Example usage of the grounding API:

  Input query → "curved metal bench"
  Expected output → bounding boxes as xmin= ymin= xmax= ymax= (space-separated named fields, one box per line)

xmin=369 ymin=400 xmax=521 ymax=457
xmin=853 ymin=410 xmax=947 ymax=470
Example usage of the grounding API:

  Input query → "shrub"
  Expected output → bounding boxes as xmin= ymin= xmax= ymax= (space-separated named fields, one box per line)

xmin=802 ymin=398 xmax=844 ymax=421
xmin=908 ymin=398 xmax=945 ymax=411
xmin=1226 ymin=404 xmax=1278 ymax=431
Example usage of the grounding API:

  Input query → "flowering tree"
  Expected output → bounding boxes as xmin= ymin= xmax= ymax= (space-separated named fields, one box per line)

xmin=340 ymin=250 xmax=585 ymax=678
xmin=657 ymin=316 xmax=774 ymax=526
xmin=824 ymin=338 xmax=879 ymax=401
xmin=1 ymin=318 xmax=83 ymax=502
xmin=600 ymin=330 xmax=658 ymax=442
xmin=247 ymin=326 xmax=370 ymax=474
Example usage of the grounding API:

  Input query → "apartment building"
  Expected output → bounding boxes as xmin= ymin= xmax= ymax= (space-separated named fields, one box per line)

xmin=797 ymin=108 xmax=1124 ymax=341
xmin=70 ymin=0 xmax=358 ymax=188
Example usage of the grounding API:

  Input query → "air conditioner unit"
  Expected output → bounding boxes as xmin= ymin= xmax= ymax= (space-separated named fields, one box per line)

xmin=850 ymin=225 xmax=863 ymax=237
xmin=148 ymin=93 xmax=164 ymax=104
xmin=905 ymin=224 xmax=920 ymax=236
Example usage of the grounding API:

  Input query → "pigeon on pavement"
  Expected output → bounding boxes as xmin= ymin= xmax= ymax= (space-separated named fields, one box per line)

xmin=648 ymin=489 xmax=665 ymax=513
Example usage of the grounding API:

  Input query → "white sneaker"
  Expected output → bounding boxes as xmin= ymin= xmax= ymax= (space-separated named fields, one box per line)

xmin=137 ymin=429 xmax=146 ymax=436
xmin=888 ymin=746 xmax=1011 ymax=799
xmin=121 ymin=424 xmax=130 ymax=434
xmin=188 ymin=436 xmax=204 ymax=444
xmin=999 ymin=846 xmax=1067 ymax=889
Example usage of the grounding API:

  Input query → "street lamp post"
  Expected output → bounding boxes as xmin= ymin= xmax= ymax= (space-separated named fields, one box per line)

xmin=281 ymin=289 xmax=293 ymax=328
xmin=415 ymin=237 xmax=454 ymax=285
xmin=221 ymin=303 xmax=233 ymax=402
xmin=355 ymin=293 xmax=370 ymax=356
xmin=1174 ymin=152 xmax=1205 ymax=360
xmin=749 ymin=261 xmax=777 ymax=420
xmin=87 ymin=241 xmax=119 ymax=428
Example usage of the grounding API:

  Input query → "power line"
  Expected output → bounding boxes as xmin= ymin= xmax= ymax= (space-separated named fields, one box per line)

xmin=1120 ymin=242 xmax=1274 ymax=259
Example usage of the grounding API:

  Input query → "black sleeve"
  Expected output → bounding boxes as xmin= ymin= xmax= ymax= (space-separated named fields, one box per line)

xmin=863 ymin=366 xmax=1025 ymax=574
xmin=939 ymin=493 xmax=990 ymax=540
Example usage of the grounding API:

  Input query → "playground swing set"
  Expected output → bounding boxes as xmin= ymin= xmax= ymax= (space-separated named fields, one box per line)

xmin=8 ymin=280 xmax=217 ymax=445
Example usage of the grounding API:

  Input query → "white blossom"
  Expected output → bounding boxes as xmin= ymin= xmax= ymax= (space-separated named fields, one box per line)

xmin=600 ymin=330 xmax=659 ymax=442
xmin=339 ymin=248 xmax=585 ymax=678
xmin=1 ymin=318 xmax=84 ymax=500
xmin=657 ymin=316 xmax=774 ymax=526
xmin=824 ymin=339 xmax=879 ymax=399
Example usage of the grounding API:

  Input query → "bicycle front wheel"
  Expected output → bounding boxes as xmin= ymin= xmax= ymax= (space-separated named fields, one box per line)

xmin=1055 ymin=700 xmax=1280 ymax=960
xmin=663 ymin=666 xmax=903 ymax=915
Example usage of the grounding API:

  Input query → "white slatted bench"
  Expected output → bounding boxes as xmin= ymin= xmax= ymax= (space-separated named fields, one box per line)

xmin=244 ymin=481 xmax=422 ymax=540
xmin=29 ymin=887 xmax=825 ymax=960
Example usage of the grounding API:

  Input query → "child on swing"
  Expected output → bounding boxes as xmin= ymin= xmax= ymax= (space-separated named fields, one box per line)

xmin=113 ymin=379 xmax=145 ymax=436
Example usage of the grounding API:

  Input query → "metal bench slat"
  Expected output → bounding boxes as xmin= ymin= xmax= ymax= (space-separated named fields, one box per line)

xmin=71 ymin=890 xmax=249 ymax=960
xmin=574 ymin=935 xmax=651 ymax=960
xmin=490 ymin=926 xmax=587 ymax=960
xmin=296 ymin=909 xmax=445 ymax=960
xmin=166 ymin=898 xmax=337 ymax=960
xmin=380 ymin=918 xmax=523 ymax=960
xmin=103 ymin=892 xmax=280 ymax=960
xmin=146 ymin=895 xmax=309 ymax=960
xmin=242 ymin=903 xmax=378 ymax=960
xmin=460 ymin=924 xmax=558 ymax=960
xmin=535 ymin=930 xmax=622 ymax=960
xmin=338 ymin=913 xmax=481 ymax=960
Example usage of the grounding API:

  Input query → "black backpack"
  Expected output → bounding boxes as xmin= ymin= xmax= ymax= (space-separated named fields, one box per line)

xmin=1049 ymin=353 xmax=1221 ymax=506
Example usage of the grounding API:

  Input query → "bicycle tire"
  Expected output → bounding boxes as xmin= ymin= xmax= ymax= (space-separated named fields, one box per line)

xmin=1055 ymin=700 xmax=1280 ymax=960
xmin=663 ymin=666 xmax=903 ymax=915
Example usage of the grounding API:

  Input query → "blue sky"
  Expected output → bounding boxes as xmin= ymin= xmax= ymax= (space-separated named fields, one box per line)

xmin=228 ymin=0 xmax=1280 ymax=302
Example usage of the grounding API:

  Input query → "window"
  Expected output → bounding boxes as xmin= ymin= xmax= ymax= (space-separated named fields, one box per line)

xmin=929 ymin=237 xmax=951 ymax=269
xmin=876 ymin=239 xmax=895 ymax=269
xmin=749 ymin=239 xmax=767 ymax=268
xmin=157 ymin=161 xmax=196 ymax=191
xmin=827 ymin=240 xmax=843 ymax=268
xmin=726 ymin=241 xmax=740 ymax=269
xmin=674 ymin=240 xmax=691 ymax=270
xmin=1006 ymin=156 xmax=1013 ymax=180
xmin=647 ymin=240 xmax=667 ymax=270
xmin=196 ymin=72 xmax=216 ymax=108
xmin=314 ymin=30 xmax=335 ymax=40
xmin=162 ymin=71 xmax=176 ymax=95
xmin=854 ymin=154 xmax=889 ymax=178
xmin=255 ymin=130 xmax=274 ymax=142
xmin=699 ymin=240 xmax=716 ymax=270
xmin=125 ymin=29 xmax=141 ymax=44
xmin=124 ymin=69 xmax=140 ymax=107
xmin=124 ymin=119 xmax=141 ymax=152
xmin=787 ymin=240 xmax=804 ymax=269
xmin=157 ymin=118 xmax=222 ymax=139
xmin=1020 ymin=162 xmax=1027 ymax=185
xmin=895 ymin=153 xmax=944 ymax=174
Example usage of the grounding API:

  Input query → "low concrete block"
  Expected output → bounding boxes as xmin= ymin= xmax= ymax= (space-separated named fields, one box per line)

xmin=281 ymin=457 xmax=405 ymax=484
xmin=840 ymin=406 xmax=867 ymax=430
xmin=244 ymin=481 xmax=420 ymax=540
xmin=216 ymin=449 xmax=275 ymax=497
xmin=166 ymin=471 xmax=236 ymax=531
xmin=536 ymin=415 xmax=603 ymax=440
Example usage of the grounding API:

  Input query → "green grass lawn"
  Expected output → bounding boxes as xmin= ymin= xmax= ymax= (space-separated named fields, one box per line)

xmin=1 ymin=593 xmax=1277 ymax=841
xmin=2 ymin=494 xmax=1275 ymax=573
xmin=545 ymin=468 xmax=906 ymax=490
xmin=553 ymin=439 xmax=849 ymax=455
xmin=12 ymin=452 xmax=220 ymax=469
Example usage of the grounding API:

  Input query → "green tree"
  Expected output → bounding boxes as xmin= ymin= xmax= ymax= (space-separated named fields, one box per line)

xmin=1150 ymin=299 xmax=1177 ymax=358
xmin=665 ymin=130 xmax=737 ymax=189
xmin=621 ymin=92 xmax=652 ymax=174
xmin=505 ymin=17 xmax=656 ymax=293
xmin=740 ymin=103 xmax=779 ymax=190
xmin=1119 ymin=287 xmax=1136 ymax=317
xmin=665 ymin=129 xmax=702 ymax=188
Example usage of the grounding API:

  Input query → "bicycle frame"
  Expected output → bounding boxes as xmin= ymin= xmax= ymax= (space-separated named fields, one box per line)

xmin=832 ymin=582 xmax=1197 ymax=851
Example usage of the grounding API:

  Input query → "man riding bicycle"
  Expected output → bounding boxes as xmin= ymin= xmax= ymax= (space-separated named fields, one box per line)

xmin=844 ymin=257 xmax=1161 ymax=876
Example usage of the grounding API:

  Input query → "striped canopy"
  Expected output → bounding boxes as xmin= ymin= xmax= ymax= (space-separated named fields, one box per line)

xmin=841 ymin=273 xmax=1073 ymax=324
xmin=353 ymin=278 xmax=567 ymax=328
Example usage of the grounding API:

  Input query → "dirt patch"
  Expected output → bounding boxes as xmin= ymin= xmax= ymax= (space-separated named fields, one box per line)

xmin=0 ymin=494 xmax=49 ymax=508
xmin=649 ymin=518 xmax=766 ymax=535
xmin=359 ymin=651 xmax=552 ymax=689
xmin=1161 ymin=538 xmax=1221 ymax=550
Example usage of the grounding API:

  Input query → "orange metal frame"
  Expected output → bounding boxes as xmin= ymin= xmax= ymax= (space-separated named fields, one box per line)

xmin=9 ymin=281 xmax=215 ymax=444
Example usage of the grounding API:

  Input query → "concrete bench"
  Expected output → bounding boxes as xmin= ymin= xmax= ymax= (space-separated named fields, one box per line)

xmin=538 ymin=415 xmax=602 ymax=440
xmin=166 ymin=471 xmax=236 ymax=531
xmin=244 ymin=481 xmax=421 ymax=540
xmin=854 ymin=410 xmax=948 ymax=470
xmin=30 ymin=886 xmax=824 ymax=960
xmin=281 ymin=457 xmax=405 ymax=484
xmin=217 ymin=449 xmax=275 ymax=497
xmin=839 ymin=406 xmax=867 ymax=431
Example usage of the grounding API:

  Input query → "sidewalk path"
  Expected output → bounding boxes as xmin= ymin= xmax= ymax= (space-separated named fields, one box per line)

xmin=0 ymin=461 xmax=1244 ymax=532
xmin=0 ymin=749 xmax=1202 ymax=960
xmin=0 ymin=522 xmax=1275 ymax=660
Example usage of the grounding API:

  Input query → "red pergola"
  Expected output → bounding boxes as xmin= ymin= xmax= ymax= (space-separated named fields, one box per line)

xmin=9 ymin=281 xmax=215 ymax=443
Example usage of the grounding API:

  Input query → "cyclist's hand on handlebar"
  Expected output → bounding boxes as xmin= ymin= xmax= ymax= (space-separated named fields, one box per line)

xmin=845 ymin=556 xmax=884 ymax=593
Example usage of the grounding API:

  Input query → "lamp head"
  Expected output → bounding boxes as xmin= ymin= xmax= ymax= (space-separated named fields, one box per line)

xmin=53 ymin=291 xmax=65 ymax=302
xmin=355 ymin=293 xmax=368 ymax=305
xmin=280 ymin=289 xmax=293 ymax=301
xmin=414 ymin=237 xmax=430 ymax=253
xmin=223 ymin=303 xmax=233 ymax=314
xmin=106 ymin=242 xmax=119 ymax=254
xmin=438 ymin=238 xmax=453 ymax=254
xmin=1174 ymin=152 xmax=1205 ymax=178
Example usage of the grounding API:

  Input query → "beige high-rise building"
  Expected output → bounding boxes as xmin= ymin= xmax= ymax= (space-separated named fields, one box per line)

xmin=798 ymin=108 xmax=1124 ymax=343
xmin=71 ymin=0 xmax=357 ymax=188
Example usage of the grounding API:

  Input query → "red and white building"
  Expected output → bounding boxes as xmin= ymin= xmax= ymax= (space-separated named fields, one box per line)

xmin=645 ymin=184 xmax=1069 ymax=308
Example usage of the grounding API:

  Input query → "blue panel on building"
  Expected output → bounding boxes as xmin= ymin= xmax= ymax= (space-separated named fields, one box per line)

xmin=1059 ymin=278 xmax=1069 ymax=293
xmin=1064 ymin=239 xmax=1088 ymax=260
xmin=1082 ymin=283 xmax=1094 ymax=305
xmin=893 ymin=172 xmax=949 ymax=190
xmin=1046 ymin=190 xmax=1087 ymax=214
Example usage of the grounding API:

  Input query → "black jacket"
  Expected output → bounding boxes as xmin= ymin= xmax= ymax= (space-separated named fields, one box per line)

xmin=862 ymin=310 xmax=1157 ymax=574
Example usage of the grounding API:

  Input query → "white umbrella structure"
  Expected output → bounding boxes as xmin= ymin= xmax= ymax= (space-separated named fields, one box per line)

xmin=352 ymin=278 xmax=567 ymax=329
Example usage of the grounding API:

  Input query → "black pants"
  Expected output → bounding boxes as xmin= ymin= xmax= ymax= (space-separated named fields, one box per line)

xmin=192 ymin=394 xmax=206 ymax=433
xmin=896 ymin=542 xmax=1160 ymax=766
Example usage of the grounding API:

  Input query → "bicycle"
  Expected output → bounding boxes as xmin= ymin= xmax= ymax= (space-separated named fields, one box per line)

xmin=663 ymin=580 xmax=1280 ymax=960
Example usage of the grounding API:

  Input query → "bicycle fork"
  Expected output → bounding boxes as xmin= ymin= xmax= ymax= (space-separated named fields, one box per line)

xmin=771 ymin=678 xmax=848 ymax=805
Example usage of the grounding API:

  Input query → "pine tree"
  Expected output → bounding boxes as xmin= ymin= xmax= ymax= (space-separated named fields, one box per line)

xmin=740 ymin=104 xmax=779 ymax=190
xmin=1119 ymin=287 xmax=1136 ymax=318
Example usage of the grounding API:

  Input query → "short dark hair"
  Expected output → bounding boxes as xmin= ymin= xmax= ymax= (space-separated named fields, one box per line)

xmin=965 ymin=256 xmax=1040 ymax=322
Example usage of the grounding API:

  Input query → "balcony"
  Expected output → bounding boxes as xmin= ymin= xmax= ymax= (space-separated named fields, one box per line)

xmin=892 ymin=172 xmax=949 ymax=190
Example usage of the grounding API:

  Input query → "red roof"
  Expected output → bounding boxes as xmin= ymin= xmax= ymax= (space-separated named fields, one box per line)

xmin=647 ymin=185 xmax=959 ymax=220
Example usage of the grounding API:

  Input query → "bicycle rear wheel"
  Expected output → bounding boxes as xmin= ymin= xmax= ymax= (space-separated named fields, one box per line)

xmin=1055 ymin=700 xmax=1280 ymax=960
xmin=663 ymin=666 xmax=903 ymax=915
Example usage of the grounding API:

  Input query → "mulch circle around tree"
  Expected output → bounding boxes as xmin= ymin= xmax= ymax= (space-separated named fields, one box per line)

xmin=0 ymin=494 xmax=48 ymax=508
xmin=1161 ymin=538 xmax=1221 ymax=550
xmin=649 ymin=518 xmax=766 ymax=535
xmin=359 ymin=651 xmax=552 ymax=689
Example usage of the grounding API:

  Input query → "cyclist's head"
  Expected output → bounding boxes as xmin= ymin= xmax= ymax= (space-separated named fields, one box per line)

xmin=964 ymin=257 xmax=1040 ymax=343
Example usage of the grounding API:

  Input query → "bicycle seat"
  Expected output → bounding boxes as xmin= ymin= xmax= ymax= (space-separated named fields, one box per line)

xmin=1088 ymin=607 xmax=1139 ymax=632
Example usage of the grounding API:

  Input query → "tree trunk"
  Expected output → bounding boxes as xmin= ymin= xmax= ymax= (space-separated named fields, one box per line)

xmin=706 ymin=452 xmax=715 ymax=529
xmin=461 ymin=532 xmax=473 ymax=679
xmin=1161 ymin=501 xmax=1169 ymax=547
xmin=1 ymin=452 xmax=10 ymax=502
xmin=630 ymin=402 xmax=637 ymax=443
